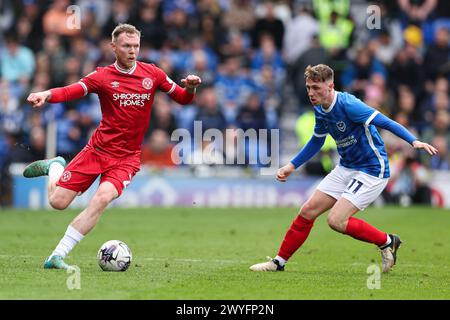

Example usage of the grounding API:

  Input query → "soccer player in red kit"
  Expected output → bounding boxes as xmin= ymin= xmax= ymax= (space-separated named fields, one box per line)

xmin=23 ymin=24 xmax=202 ymax=269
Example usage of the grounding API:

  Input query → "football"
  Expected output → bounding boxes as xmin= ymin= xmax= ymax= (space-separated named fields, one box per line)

xmin=97 ymin=240 xmax=132 ymax=271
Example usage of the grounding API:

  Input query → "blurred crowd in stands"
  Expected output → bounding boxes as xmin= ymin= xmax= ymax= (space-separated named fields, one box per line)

xmin=0 ymin=0 xmax=449 ymax=206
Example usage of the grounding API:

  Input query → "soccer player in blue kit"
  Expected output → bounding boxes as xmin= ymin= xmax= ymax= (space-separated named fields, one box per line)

xmin=250 ymin=64 xmax=437 ymax=273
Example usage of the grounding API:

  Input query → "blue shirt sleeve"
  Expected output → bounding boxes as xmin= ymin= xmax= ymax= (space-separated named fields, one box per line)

xmin=371 ymin=112 xmax=417 ymax=145
xmin=343 ymin=93 xmax=377 ymax=124
xmin=290 ymin=135 xmax=326 ymax=169
xmin=313 ymin=108 xmax=329 ymax=136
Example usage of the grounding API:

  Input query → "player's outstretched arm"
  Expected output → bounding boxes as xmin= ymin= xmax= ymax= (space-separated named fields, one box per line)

xmin=167 ymin=74 xmax=202 ymax=105
xmin=180 ymin=74 xmax=202 ymax=94
xmin=27 ymin=90 xmax=52 ymax=108
xmin=277 ymin=163 xmax=295 ymax=182
xmin=277 ymin=135 xmax=326 ymax=182
xmin=412 ymin=140 xmax=438 ymax=155
xmin=27 ymin=83 xmax=86 ymax=108
xmin=371 ymin=112 xmax=438 ymax=156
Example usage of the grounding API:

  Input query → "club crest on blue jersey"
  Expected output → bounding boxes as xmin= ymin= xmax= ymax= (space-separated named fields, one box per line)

xmin=336 ymin=121 xmax=346 ymax=132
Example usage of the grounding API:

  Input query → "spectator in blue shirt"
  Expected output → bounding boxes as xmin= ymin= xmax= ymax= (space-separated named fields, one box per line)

xmin=1 ymin=33 xmax=35 ymax=98
xmin=341 ymin=47 xmax=387 ymax=100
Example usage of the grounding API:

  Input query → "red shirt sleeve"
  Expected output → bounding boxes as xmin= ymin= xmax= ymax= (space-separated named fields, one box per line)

xmin=48 ymin=83 xmax=85 ymax=103
xmin=155 ymin=66 xmax=195 ymax=105
xmin=79 ymin=67 xmax=104 ymax=94
xmin=156 ymin=66 xmax=177 ymax=94
xmin=48 ymin=67 xmax=105 ymax=103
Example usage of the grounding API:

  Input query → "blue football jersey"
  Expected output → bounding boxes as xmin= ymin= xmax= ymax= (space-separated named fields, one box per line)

xmin=313 ymin=91 xmax=390 ymax=178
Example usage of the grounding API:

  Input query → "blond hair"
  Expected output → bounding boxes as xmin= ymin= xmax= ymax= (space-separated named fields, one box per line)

xmin=304 ymin=64 xmax=334 ymax=82
xmin=111 ymin=24 xmax=141 ymax=42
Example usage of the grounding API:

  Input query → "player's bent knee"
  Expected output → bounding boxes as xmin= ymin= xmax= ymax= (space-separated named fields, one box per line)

xmin=92 ymin=193 xmax=115 ymax=208
xmin=299 ymin=202 xmax=320 ymax=220
xmin=49 ymin=196 xmax=70 ymax=210
xmin=49 ymin=188 xmax=77 ymax=210
xmin=327 ymin=215 xmax=345 ymax=233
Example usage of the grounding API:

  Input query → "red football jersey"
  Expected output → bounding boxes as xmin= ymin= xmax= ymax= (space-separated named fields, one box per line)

xmin=78 ymin=61 xmax=182 ymax=158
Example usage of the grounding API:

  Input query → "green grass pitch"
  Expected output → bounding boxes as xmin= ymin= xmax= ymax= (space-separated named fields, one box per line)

xmin=0 ymin=206 xmax=449 ymax=299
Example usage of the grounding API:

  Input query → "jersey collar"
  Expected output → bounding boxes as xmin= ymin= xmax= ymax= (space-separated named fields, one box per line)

xmin=321 ymin=90 xmax=338 ymax=113
xmin=114 ymin=61 xmax=137 ymax=75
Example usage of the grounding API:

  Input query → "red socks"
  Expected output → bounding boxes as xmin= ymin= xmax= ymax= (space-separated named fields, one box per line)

xmin=277 ymin=215 xmax=315 ymax=260
xmin=277 ymin=215 xmax=388 ymax=261
xmin=344 ymin=217 xmax=387 ymax=247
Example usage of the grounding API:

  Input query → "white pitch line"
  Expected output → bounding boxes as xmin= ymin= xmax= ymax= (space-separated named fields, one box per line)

xmin=0 ymin=254 xmax=39 ymax=259
xmin=0 ymin=255 xmax=444 ymax=269
xmin=349 ymin=262 xmax=443 ymax=268
xmin=0 ymin=254 xmax=251 ymax=264
xmin=141 ymin=257 xmax=250 ymax=264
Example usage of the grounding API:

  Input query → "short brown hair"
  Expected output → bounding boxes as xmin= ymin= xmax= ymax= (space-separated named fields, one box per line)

xmin=304 ymin=64 xmax=334 ymax=82
xmin=111 ymin=24 xmax=141 ymax=42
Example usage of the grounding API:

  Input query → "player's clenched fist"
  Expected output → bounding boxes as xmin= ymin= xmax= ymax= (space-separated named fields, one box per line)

xmin=181 ymin=75 xmax=202 ymax=89
xmin=27 ymin=90 xmax=51 ymax=108
xmin=276 ymin=162 xmax=296 ymax=182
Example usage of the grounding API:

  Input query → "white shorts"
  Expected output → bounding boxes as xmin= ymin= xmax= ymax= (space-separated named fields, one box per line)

xmin=317 ymin=166 xmax=389 ymax=210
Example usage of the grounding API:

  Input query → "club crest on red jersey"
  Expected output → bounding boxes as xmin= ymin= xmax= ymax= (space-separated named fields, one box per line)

xmin=142 ymin=78 xmax=153 ymax=90
xmin=61 ymin=171 xmax=72 ymax=182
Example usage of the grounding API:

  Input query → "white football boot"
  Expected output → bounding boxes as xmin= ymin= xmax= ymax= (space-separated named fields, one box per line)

xmin=249 ymin=256 xmax=284 ymax=271
xmin=380 ymin=234 xmax=402 ymax=273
